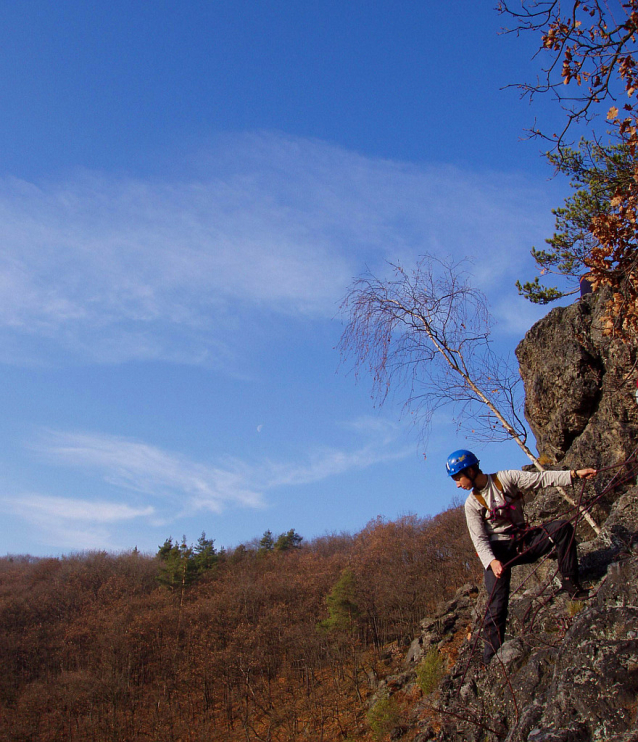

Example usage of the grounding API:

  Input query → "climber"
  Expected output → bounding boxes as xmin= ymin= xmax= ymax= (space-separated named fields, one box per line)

xmin=446 ymin=449 xmax=598 ymax=665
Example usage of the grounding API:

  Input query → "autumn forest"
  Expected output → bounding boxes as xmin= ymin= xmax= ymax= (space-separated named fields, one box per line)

xmin=0 ymin=507 xmax=478 ymax=741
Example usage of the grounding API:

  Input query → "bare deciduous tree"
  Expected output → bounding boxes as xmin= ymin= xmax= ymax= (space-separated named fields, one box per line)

xmin=340 ymin=256 xmax=600 ymax=534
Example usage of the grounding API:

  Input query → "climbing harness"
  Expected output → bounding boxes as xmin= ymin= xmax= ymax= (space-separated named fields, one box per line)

xmin=472 ymin=474 xmax=556 ymax=554
xmin=472 ymin=474 xmax=524 ymax=527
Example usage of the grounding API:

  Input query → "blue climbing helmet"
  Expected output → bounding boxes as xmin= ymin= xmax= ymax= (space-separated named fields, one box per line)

xmin=446 ymin=449 xmax=479 ymax=477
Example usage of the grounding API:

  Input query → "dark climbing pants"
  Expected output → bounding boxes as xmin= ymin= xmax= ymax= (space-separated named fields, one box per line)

xmin=482 ymin=520 xmax=578 ymax=664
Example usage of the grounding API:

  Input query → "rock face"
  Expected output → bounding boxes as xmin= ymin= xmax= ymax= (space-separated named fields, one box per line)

xmin=429 ymin=548 xmax=638 ymax=742
xmin=515 ymin=286 xmax=638 ymax=471
xmin=393 ymin=289 xmax=638 ymax=742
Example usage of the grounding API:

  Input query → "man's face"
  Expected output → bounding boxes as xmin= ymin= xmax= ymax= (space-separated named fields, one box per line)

xmin=451 ymin=468 xmax=474 ymax=490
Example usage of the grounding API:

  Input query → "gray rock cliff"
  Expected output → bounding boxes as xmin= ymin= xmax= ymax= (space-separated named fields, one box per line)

xmin=515 ymin=286 xmax=638 ymax=472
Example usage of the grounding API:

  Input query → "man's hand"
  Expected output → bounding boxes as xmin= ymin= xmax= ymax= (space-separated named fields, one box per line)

xmin=490 ymin=559 xmax=504 ymax=578
xmin=573 ymin=468 xmax=597 ymax=481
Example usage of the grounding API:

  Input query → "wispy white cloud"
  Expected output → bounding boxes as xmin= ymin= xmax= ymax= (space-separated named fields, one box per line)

xmin=0 ymin=415 xmax=414 ymax=550
xmin=0 ymin=133 xmax=561 ymax=366
xmin=261 ymin=446 xmax=409 ymax=488
xmin=261 ymin=422 xmax=411 ymax=488
xmin=21 ymin=420 xmax=410 ymax=545
xmin=1 ymin=493 xmax=155 ymax=551
xmin=35 ymin=430 xmax=265 ymax=513
xmin=338 ymin=415 xmax=406 ymax=443
xmin=4 ymin=494 xmax=153 ymax=523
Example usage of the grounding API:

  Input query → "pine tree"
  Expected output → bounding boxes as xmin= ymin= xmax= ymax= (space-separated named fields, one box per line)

xmin=258 ymin=530 xmax=275 ymax=554
xmin=274 ymin=529 xmax=303 ymax=552
xmin=156 ymin=536 xmax=197 ymax=592
xmin=192 ymin=532 xmax=217 ymax=575
xmin=319 ymin=568 xmax=360 ymax=634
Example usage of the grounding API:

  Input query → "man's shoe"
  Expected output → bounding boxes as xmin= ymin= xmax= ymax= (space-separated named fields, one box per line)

xmin=561 ymin=577 xmax=589 ymax=600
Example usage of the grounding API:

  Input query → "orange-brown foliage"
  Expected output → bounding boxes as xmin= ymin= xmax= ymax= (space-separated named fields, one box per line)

xmin=0 ymin=507 xmax=479 ymax=741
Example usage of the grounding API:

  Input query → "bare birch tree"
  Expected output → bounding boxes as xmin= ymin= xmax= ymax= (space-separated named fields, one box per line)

xmin=340 ymin=255 xmax=600 ymax=534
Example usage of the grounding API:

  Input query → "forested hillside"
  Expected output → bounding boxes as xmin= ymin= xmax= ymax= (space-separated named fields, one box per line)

xmin=0 ymin=509 xmax=477 ymax=741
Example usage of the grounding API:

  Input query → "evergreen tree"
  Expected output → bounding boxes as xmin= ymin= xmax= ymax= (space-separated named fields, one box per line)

xmin=156 ymin=536 xmax=197 ymax=591
xmin=192 ymin=532 xmax=217 ymax=575
xmin=258 ymin=530 xmax=275 ymax=554
xmin=319 ymin=568 xmax=360 ymax=634
xmin=274 ymin=529 xmax=303 ymax=552
xmin=517 ymin=141 xmax=635 ymax=304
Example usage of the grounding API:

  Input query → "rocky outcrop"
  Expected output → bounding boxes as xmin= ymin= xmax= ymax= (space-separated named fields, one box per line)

xmin=515 ymin=287 xmax=638 ymax=471
xmin=516 ymin=288 xmax=638 ymax=554
xmin=389 ymin=289 xmax=638 ymax=742
xmin=425 ymin=548 xmax=638 ymax=742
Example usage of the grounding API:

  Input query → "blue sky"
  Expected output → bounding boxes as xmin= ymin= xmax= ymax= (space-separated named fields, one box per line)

xmin=0 ymin=1 xmax=576 ymax=556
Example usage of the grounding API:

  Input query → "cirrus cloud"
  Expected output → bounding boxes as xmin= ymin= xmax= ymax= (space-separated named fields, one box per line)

xmin=10 ymin=418 xmax=410 ymax=550
xmin=0 ymin=133 xmax=560 ymax=368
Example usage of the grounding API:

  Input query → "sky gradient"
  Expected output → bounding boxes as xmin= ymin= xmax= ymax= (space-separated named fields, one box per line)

xmin=0 ymin=1 xmax=575 ymax=555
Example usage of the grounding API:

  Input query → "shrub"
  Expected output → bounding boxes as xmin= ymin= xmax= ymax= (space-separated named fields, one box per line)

xmin=567 ymin=600 xmax=585 ymax=616
xmin=367 ymin=692 xmax=400 ymax=740
xmin=416 ymin=648 xmax=444 ymax=695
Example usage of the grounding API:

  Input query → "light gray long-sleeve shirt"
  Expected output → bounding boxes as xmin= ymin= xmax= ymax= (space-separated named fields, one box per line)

xmin=464 ymin=469 xmax=573 ymax=569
